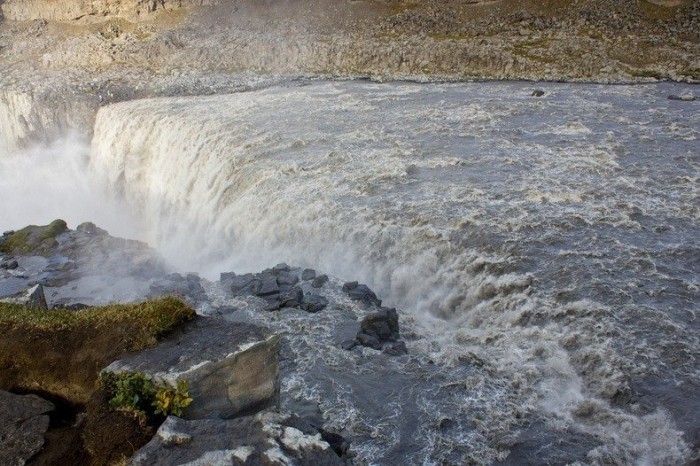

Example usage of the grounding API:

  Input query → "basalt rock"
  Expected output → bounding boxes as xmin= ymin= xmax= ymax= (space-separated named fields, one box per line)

xmin=0 ymin=390 xmax=54 ymax=466
xmin=105 ymin=317 xmax=280 ymax=420
xmin=0 ymin=284 xmax=48 ymax=309
xmin=350 ymin=307 xmax=408 ymax=355
xmin=342 ymin=281 xmax=382 ymax=307
xmin=148 ymin=272 xmax=208 ymax=306
xmin=130 ymin=413 xmax=345 ymax=466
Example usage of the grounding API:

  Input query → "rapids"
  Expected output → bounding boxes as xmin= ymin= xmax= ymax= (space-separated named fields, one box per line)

xmin=3 ymin=80 xmax=699 ymax=464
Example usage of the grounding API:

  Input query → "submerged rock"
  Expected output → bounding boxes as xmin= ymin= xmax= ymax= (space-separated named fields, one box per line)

xmin=105 ymin=317 xmax=280 ymax=420
xmin=130 ymin=413 xmax=345 ymax=466
xmin=0 ymin=259 xmax=19 ymax=270
xmin=0 ymin=390 xmax=54 ymax=466
xmin=668 ymin=93 xmax=696 ymax=101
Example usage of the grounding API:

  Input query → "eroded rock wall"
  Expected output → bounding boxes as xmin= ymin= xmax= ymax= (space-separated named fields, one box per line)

xmin=0 ymin=0 xmax=218 ymax=22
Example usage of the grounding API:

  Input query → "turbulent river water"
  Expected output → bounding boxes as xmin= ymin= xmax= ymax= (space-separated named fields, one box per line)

xmin=2 ymin=80 xmax=699 ymax=464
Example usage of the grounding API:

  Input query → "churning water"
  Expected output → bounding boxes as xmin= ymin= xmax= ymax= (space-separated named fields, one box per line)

xmin=6 ymin=80 xmax=700 ymax=464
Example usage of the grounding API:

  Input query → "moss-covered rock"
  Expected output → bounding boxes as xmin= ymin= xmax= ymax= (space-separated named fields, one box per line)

xmin=0 ymin=219 xmax=68 ymax=256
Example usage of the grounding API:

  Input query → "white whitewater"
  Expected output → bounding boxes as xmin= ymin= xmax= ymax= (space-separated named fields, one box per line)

xmin=83 ymin=80 xmax=698 ymax=464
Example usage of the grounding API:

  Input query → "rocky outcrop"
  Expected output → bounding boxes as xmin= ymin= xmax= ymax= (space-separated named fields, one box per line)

xmin=0 ymin=220 xmax=166 ymax=308
xmin=0 ymin=390 xmax=54 ymax=466
xmin=130 ymin=413 xmax=345 ymax=466
xmin=105 ymin=317 xmax=281 ymax=420
xmin=0 ymin=0 xmax=220 ymax=22
xmin=0 ymin=283 xmax=48 ymax=309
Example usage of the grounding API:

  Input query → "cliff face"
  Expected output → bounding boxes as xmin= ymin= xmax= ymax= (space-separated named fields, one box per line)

xmin=0 ymin=0 xmax=218 ymax=22
xmin=0 ymin=0 xmax=697 ymax=145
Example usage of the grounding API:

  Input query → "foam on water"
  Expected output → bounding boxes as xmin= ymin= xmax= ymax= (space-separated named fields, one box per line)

xmin=40 ymin=81 xmax=697 ymax=463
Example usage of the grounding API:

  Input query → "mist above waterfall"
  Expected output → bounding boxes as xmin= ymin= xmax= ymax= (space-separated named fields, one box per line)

xmin=0 ymin=135 xmax=141 ymax=239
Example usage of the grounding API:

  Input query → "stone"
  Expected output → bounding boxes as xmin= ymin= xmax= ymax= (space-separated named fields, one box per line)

xmin=361 ymin=307 xmax=400 ymax=341
xmin=0 ymin=390 xmax=54 ymax=466
xmin=3 ymin=230 xmax=15 ymax=236
xmin=277 ymin=272 xmax=299 ymax=286
xmin=130 ymin=413 xmax=345 ymax=466
xmin=76 ymin=222 xmax=108 ymax=236
xmin=342 ymin=281 xmax=358 ymax=292
xmin=300 ymin=294 xmax=328 ymax=313
xmin=280 ymin=287 xmax=304 ymax=308
xmin=148 ymin=272 xmax=208 ymax=306
xmin=301 ymin=268 xmax=316 ymax=281
xmin=0 ymin=283 xmax=48 ymax=309
xmin=532 ymin=89 xmax=545 ymax=97
xmin=256 ymin=275 xmax=280 ymax=297
xmin=383 ymin=341 xmax=408 ymax=356
xmin=312 ymin=274 xmax=329 ymax=288
xmin=1 ymin=259 xmax=19 ymax=269
xmin=668 ymin=94 xmax=696 ymax=101
xmin=340 ymin=339 xmax=357 ymax=350
xmin=356 ymin=332 xmax=382 ymax=350
xmin=346 ymin=284 xmax=382 ymax=307
xmin=105 ymin=317 xmax=280 ymax=420
xmin=272 ymin=263 xmax=290 ymax=272
xmin=227 ymin=273 xmax=262 ymax=295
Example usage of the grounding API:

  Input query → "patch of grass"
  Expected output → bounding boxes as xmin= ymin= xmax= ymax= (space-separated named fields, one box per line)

xmin=0 ymin=219 xmax=68 ymax=255
xmin=0 ymin=297 xmax=195 ymax=351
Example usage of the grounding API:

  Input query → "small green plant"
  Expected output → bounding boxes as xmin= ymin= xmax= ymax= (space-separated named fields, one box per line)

xmin=153 ymin=380 xmax=193 ymax=417
xmin=100 ymin=371 xmax=193 ymax=418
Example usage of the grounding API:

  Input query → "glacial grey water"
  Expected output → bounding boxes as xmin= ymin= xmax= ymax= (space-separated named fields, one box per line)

xmin=3 ymin=80 xmax=699 ymax=464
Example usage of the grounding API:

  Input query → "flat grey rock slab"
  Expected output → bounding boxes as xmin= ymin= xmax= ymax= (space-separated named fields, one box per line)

xmin=105 ymin=317 xmax=280 ymax=419
xmin=130 ymin=413 xmax=344 ymax=466
xmin=0 ymin=390 xmax=54 ymax=466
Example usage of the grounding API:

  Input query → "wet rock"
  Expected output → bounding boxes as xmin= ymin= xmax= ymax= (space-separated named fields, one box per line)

xmin=301 ymin=268 xmax=316 ymax=281
xmin=341 ymin=339 xmax=357 ymax=351
xmin=272 ymin=263 xmax=290 ymax=272
xmin=312 ymin=274 xmax=329 ymax=288
xmin=356 ymin=332 xmax=382 ymax=350
xmin=343 ymin=282 xmax=382 ymax=307
xmin=351 ymin=307 xmax=407 ymax=355
xmin=76 ymin=222 xmax=108 ymax=236
xmin=148 ymin=272 xmax=208 ymax=306
xmin=0 ymin=283 xmax=48 ymax=309
xmin=383 ymin=341 xmax=408 ymax=356
xmin=130 ymin=413 xmax=344 ymax=466
xmin=532 ymin=89 xmax=545 ymax=97
xmin=3 ymin=230 xmax=14 ymax=236
xmin=0 ymin=390 xmax=54 ymax=466
xmin=105 ymin=317 xmax=280 ymax=420
xmin=277 ymin=271 xmax=299 ymax=286
xmin=1 ymin=259 xmax=19 ymax=269
xmin=301 ymin=294 xmax=328 ymax=313
xmin=668 ymin=94 xmax=696 ymax=102
xmin=361 ymin=307 xmax=400 ymax=341
xmin=257 ymin=274 xmax=280 ymax=298
xmin=226 ymin=273 xmax=262 ymax=295
xmin=280 ymin=287 xmax=304 ymax=308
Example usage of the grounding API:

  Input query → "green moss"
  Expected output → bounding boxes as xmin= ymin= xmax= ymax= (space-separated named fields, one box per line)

xmin=0 ymin=296 xmax=196 ymax=351
xmin=0 ymin=219 xmax=68 ymax=255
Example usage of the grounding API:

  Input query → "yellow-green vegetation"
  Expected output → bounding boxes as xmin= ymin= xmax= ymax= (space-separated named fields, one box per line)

xmin=100 ymin=372 xmax=193 ymax=419
xmin=0 ymin=219 xmax=68 ymax=255
xmin=0 ymin=297 xmax=195 ymax=351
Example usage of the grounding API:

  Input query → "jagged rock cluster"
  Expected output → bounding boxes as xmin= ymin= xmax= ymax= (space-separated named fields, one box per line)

xmin=0 ymin=221 xmax=410 ymax=464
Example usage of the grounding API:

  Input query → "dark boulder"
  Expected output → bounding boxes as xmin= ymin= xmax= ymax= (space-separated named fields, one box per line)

xmin=0 ymin=390 xmax=54 ymax=466
xmin=1 ymin=259 xmax=19 ymax=270
xmin=300 ymin=294 xmax=328 ymax=313
xmin=532 ymin=89 xmax=545 ymax=97
xmin=280 ymin=287 xmax=304 ymax=308
xmin=312 ymin=274 xmax=329 ymax=288
xmin=301 ymin=268 xmax=316 ymax=281
xmin=350 ymin=307 xmax=407 ymax=355
xmin=345 ymin=283 xmax=382 ymax=307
